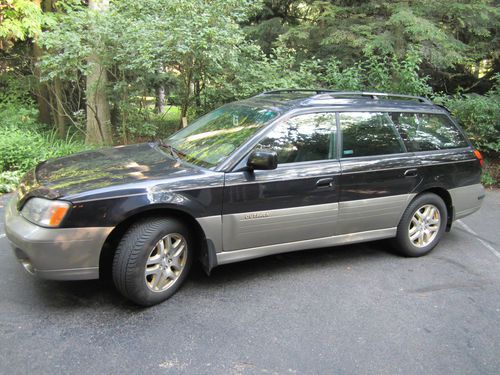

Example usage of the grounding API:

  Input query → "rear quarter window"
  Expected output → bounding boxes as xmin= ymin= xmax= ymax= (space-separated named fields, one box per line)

xmin=390 ymin=113 xmax=468 ymax=151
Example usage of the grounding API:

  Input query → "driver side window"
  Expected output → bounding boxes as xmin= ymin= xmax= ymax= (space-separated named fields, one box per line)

xmin=255 ymin=113 xmax=337 ymax=164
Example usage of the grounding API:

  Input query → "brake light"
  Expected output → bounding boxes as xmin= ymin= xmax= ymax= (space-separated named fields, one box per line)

xmin=473 ymin=150 xmax=484 ymax=167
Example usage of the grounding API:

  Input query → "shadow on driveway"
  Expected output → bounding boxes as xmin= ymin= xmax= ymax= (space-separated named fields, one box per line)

xmin=26 ymin=240 xmax=393 ymax=310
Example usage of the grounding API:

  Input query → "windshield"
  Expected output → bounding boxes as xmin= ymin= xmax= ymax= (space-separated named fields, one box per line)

xmin=166 ymin=104 xmax=279 ymax=168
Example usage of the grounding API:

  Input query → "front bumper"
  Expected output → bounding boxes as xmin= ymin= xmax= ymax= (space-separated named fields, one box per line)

xmin=4 ymin=196 xmax=113 ymax=280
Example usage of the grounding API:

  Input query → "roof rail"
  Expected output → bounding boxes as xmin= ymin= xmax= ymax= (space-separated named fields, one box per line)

xmin=260 ymin=89 xmax=433 ymax=105
xmin=311 ymin=91 xmax=433 ymax=105
xmin=260 ymin=89 xmax=338 ymax=95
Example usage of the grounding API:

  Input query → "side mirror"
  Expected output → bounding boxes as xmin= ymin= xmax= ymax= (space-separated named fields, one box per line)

xmin=247 ymin=150 xmax=278 ymax=171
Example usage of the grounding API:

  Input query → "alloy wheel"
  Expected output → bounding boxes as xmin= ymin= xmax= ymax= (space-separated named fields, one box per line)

xmin=408 ymin=204 xmax=441 ymax=248
xmin=144 ymin=233 xmax=187 ymax=292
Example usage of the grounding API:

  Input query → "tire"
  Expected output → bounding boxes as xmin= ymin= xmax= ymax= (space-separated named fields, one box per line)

xmin=393 ymin=193 xmax=448 ymax=257
xmin=112 ymin=216 xmax=193 ymax=306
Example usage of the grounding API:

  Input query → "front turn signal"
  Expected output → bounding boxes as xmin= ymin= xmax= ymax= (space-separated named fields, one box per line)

xmin=49 ymin=206 xmax=70 ymax=227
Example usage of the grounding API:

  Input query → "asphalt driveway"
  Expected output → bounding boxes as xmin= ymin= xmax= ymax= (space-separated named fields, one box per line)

xmin=0 ymin=191 xmax=499 ymax=375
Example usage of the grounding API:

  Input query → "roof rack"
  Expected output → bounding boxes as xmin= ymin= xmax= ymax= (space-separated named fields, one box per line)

xmin=261 ymin=89 xmax=338 ymax=95
xmin=260 ymin=89 xmax=433 ymax=105
xmin=311 ymin=91 xmax=433 ymax=105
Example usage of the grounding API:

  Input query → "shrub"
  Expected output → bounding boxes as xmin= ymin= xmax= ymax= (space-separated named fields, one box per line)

xmin=0 ymin=170 xmax=24 ymax=194
xmin=434 ymin=79 xmax=500 ymax=154
xmin=0 ymin=103 xmax=46 ymax=132
xmin=0 ymin=128 xmax=46 ymax=172
xmin=0 ymin=104 xmax=92 ymax=192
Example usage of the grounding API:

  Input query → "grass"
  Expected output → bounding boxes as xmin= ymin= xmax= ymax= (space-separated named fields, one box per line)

xmin=153 ymin=105 xmax=182 ymax=139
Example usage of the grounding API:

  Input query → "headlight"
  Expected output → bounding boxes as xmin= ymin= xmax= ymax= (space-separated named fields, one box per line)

xmin=21 ymin=198 xmax=71 ymax=227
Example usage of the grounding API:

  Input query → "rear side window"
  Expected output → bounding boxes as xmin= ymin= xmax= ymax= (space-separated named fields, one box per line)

xmin=390 ymin=113 xmax=468 ymax=151
xmin=340 ymin=112 xmax=405 ymax=157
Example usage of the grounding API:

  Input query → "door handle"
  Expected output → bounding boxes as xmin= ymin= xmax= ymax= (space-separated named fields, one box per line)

xmin=404 ymin=169 xmax=418 ymax=177
xmin=316 ymin=178 xmax=335 ymax=188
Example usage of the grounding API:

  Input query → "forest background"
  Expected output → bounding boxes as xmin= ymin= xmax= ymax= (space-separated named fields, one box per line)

xmin=0 ymin=0 xmax=498 ymax=191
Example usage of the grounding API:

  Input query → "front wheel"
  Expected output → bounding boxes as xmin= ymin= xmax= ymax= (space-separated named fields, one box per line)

xmin=112 ymin=217 xmax=193 ymax=306
xmin=393 ymin=193 xmax=448 ymax=257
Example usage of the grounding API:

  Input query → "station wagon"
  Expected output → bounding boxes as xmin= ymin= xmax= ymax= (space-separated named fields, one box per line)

xmin=5 ymin=90 xmax=485 ymax=305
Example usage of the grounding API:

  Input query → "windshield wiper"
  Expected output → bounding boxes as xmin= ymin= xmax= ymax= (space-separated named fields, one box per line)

xmin=158 ymin=141 xmax=182 ymax=162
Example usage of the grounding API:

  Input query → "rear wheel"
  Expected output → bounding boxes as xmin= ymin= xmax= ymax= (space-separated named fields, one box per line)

xmin=112 ymin=216 xmax=193 ymax=306
xmin=394 ymin=193 xmax=447 ymax=257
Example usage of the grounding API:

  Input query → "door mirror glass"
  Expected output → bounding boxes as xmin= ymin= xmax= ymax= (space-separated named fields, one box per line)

xmin=247 ymin=150 xmax=278 ymax=171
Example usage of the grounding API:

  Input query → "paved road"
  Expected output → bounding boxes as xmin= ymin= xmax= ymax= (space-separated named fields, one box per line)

xmin=0 ymin=192 xmax=499 ymax=375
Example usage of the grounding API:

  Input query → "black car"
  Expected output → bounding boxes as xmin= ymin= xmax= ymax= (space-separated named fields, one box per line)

xmin=5 ymin=90 xmax=485 ymax=306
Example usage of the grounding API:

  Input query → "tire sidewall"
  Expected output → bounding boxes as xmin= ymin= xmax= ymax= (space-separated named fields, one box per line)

xmin=122 ymin=219 xmax=193 ymax=306
xmin=396 ymin=194 xmax=448 ymax=257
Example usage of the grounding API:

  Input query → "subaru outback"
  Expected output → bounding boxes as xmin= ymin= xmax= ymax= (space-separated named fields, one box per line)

xmin=4 ymin=90 xmax=485 ymax=306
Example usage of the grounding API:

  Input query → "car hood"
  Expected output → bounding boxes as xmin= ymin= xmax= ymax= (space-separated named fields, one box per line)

xmin=17 ymin=143 xmax=204 ymax=206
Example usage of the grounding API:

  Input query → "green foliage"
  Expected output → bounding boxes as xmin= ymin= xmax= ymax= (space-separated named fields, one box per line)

xmin=0 ymin=125 xmax=90 ymax=173
xmin=37 ymin=6 xmax=92 ymax=81
xmin=320 ymin=50 xmax=432 ymax=95
xmin=0 ymin=101 xmax=41 ymax=130
xmin=1 ymin=0 xmax=498 ymax=160
xmin=0 ymin=127 xmax=48 ymax=172
xmin=0 ymin=170 xmax=23 ymax=193
xmin=245 ymin=0 xmax=498 ymax=94
xmin=253 ymin=0 xmax=498 ymax=71
xmin=0 ymin=73 xmax=34 ymax=107
xmin=39 ymin=0 xmax=264 ymax=137
xmin=0 ymin=103 xmax=92 ymax=192
xmin=152 ymin=107 xmax=182 ymax=139
xmin=119 ymin=107 xmax=179 ymax=142
xmin=481 ymin=169 xmax=496 ymax=187
xmin=203 ymin=47 xmax=432 ymax=110
xmin=0 ymin=0 xmax=43 ymax=48
xmin=321 ymin=60 xmax=364 ymax=91
xmin=434 ymin=80 xmax=500 ymax=153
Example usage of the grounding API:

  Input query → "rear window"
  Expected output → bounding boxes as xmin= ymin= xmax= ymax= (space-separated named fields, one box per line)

xmin=340 ymin=112 xmax=405 ymax=157
xmin=390 ymin=113 xmax=468 ymax=151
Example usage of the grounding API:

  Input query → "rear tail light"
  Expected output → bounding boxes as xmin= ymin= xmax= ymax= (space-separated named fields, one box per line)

xmin=473 ymin=150 xmax=484 ymax=167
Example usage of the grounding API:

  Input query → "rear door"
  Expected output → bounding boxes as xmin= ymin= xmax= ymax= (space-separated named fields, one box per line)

xmin=390 ymin=111 xmax=482 ymax=219
xmin=222 ymin=112 xmax=340 ymax=251
xmin=338 ymin=112 xmax=421 ymax=235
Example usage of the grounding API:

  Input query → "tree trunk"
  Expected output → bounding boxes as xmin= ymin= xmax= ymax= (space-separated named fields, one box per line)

xmin=32 ymin=0 xmax=51 ymax=124
xmin=155 ymin=85 xmax=165 ymax=114
xmin=53 ymin=78 xmax=66 ymax=137
xmin=180 ymin=104 xmax=189 ymax=128
xmin=85 ymin=0 xmax=112 ymax=145
xmin=194 ymin=79 xmax=201 ymax=108
xmin=178 ymin=65 xmax=193 ymax=129
xmin=33 ymin=46 xmax=52 ymax=125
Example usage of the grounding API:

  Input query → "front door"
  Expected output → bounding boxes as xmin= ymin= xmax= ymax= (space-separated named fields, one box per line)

xmin=222 ymin=112 xmax=340 ymax=252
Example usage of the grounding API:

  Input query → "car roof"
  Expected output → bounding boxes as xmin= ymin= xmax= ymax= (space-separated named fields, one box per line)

xmin=239 ymin=89 xmax=448 ymax=114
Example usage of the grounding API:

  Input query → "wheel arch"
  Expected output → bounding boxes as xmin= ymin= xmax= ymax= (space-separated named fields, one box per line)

xmin=415 ymin=186 xmax=454 ymax=231
xmin=99 ymin=205 xmax=210 ymax=279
